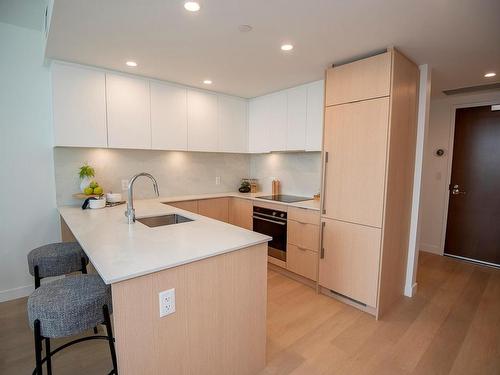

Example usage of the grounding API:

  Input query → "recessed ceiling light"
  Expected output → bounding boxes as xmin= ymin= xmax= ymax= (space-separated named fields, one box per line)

xmin=238 ymin=25 xmax=253 ymax=33
xmin=126 ymin=61 xmax=137 ymax=67
xmin=484 ymin=72 xmax=496 ymax=78
xmin=184 ymin=1 xmax=200 ymax=12
xmin=203 ymin=79 xmax=212 ymax=85
xmin=281 ymin=44 xmax=294 ymax=51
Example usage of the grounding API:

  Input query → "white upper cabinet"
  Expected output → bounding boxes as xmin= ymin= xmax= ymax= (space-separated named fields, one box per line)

xmin=286 ymin=85 xmax=307 ymax=150
xmin=106 ymin=74 xmax=151 ymax=149
xmin=305 ymin=80 xmax=325 ymax=151
xmin=52 ymin=63 xmax=107 ymax=147
xmin=150 ymin=82 xmax=187 ymax=151
xmin=187 ymin=90 xmax=219 ymax=152
xmin=249 ymin=91 xmax=287 ymax=153
xmin=218 ymin=95 xmax=248 ymax=153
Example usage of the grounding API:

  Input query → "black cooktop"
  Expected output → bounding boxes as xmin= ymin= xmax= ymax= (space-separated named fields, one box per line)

xmin=257 ymin=195 xmax=312 ymax=203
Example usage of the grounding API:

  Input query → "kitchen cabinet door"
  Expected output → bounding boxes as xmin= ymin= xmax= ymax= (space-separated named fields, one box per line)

xmin=248 ymin=96 xmax=270 ymax=153
xmin=325 ymin=52 xmax=391 ymax=106
xmin=286 ymin=85 xmax=307 ymax=151
xmin=198 ymin=198 xmax=229 ymax=222
xmin=228 ymin=198 xmax=253 ymax=230
xmin=319 ymin=218 xmax=381 ymax=307
xmin=187 ymin=90 xmax=219 ymax=152
xmin=287 ymin=244 xmax=318 ymax=281
xmin=323 ymin=97 xmax=389 ymax=227
xmin=52 ymin=63 xmax=107 ymax=147
xmin=106 ymin=74 xmax=151 ymax=149
xmin=248 ymin=91 xmax=287 ymax=152
xmin=219 ymin=95 xmax=248 ymax=153
xmin=305 ymin=80 xmax=324 ymax=151
xmin=150 ymin=82 xmax=187 ymax=151
xmin=167 ymin=200 xmax=199 ymax=213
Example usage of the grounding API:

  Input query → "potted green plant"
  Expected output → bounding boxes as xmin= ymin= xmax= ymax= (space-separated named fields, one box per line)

xmin=79 ymin=163 xmax=95 ymax=192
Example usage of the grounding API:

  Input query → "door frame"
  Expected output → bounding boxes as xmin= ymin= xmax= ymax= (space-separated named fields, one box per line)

xmin=439 ymin=99 xmax=500 ymax=254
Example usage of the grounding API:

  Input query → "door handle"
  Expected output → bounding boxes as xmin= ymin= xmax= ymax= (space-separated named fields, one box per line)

xmin=322 ymin=152 xmax=328 ymax=215
xmin=451 ymin=184 xmax=466 ymax=195
xmin=320 ymin=222 xmax=325 ymax=259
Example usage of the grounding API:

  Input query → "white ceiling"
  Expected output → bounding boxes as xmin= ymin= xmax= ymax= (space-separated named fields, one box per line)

xmin=45 ymin=0 xmax=500 ymax=98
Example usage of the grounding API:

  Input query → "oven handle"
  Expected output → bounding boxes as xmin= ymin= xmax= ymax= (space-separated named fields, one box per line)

xmin=252 ymin=216 xmax=286 ymax=226
xmin=253 ymin=211 xmax=287 ymax=222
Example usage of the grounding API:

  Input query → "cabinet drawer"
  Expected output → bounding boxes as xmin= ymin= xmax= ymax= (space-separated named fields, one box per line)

xmin=287 ymin=244 xmax=318 ymax=281
xmin=287 ymin=220 xmax=319 ymax=252
xmin=287 ymin=206 xmax=320 ymax=225
xmin=325 ymin=52 xmax=391 ymax=106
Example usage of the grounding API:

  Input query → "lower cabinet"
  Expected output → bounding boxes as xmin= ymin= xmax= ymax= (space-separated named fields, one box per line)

xmin=197 ymin=198 xmax=229 ymax=223
xmin=228 ymin=198 xmax=253 ymax=230
xmin=167 ymin=200 xmax=199 ymax=213
xmin=319 ymin=218 xmax=381 ymax=307
xmin=287 ymin=244 xmax=318 ymax=281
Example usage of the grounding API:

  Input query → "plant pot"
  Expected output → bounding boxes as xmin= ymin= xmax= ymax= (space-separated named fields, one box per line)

xmin=80 ymin=176 xmax=92 ymax=192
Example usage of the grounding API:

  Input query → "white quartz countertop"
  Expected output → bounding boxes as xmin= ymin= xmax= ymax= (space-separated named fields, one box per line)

xmin=159 ymin=191 xmax=321 ymax=211
xmin=59 ymin=199 xmax=271 ymax=284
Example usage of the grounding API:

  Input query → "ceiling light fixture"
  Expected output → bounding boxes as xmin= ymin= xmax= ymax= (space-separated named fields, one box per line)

xmin=203 ymin=79 xmax=212 ymax=85
xmin=281 ymin=44 xmax=294 ymax=51
xmin=184 ymin=1 xmax=200 ymax=12
xmin=126 ymin=61 xmax=137 ymax=67
xmin=484 ymin=72 xmax=496 ymax=78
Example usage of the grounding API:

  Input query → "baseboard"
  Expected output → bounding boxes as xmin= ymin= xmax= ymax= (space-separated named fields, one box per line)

xmin=404 ymin=282 xmax=418 ymax=297
xmin=0 ymin=284 xmax=34 ymax=303
xmin=420 ymin=243 xmax=442 ymax=255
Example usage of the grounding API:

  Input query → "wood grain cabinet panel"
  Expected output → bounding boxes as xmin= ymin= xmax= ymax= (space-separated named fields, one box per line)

xmin=287 ymin=220 xmax=319 ymax=252
xmin=325 ymin=52 xmax=391 ymax=106
xmin=198 ymin=198 xmax=229 ymax=222
xmin=287 ymin=244 xmax=318 ymax=281
xmin=167 ymin=200 xmax=199 ymax=213
xmin=319 ymin=218 xmax=381 ymax=307
xmin=323 ymin=98 xmax=389 ymax=228
xmin=288 ymin=207 xmax=320 ymax=225
xmin=228 ymin=198 xmax=253 ymax=230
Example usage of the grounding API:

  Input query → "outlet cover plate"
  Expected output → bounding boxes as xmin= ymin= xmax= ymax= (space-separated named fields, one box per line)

xmin=159 ymin=288 xmax=176 ymax=317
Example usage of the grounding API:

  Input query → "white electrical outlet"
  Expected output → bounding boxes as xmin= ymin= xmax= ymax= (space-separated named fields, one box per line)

xmin=159 ymin=288 xmax=176 ymax=317
xmin=215 ymin=176 xmax=221 ymax=185
xmin=121 ymin=179 xmax=129 ymax=191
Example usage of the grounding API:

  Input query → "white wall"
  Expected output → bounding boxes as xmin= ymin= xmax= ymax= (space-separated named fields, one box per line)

xmin=53 ymin=148 xmax=250 ymax=206
xmin=0 ymin=21 xmax=60 ymax=302
xmin=419 ymin=90 xmax=500 ymax=255
xmin=250 ymin=152 xmax=322 ymax=196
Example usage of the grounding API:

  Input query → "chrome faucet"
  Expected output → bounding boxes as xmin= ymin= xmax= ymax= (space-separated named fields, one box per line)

xmin=125 ymin=173 xmax=160 ymax=224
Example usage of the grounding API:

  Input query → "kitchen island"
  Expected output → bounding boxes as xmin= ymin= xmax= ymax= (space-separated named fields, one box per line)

xmin=59 ymin=199 xmax=271 ymax=375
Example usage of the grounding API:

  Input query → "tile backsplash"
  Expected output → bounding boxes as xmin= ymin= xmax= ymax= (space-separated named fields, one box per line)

xmin=53 ymin=148 xmax=322 ymax=206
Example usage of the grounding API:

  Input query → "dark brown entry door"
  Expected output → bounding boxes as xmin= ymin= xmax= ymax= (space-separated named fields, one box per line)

xmin=445 ymin=105 xmax=500 ymax=266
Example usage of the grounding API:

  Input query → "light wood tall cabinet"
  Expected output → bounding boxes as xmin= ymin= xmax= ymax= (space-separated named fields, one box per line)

xmin=319 ymin=48 xmax=419 ymax=318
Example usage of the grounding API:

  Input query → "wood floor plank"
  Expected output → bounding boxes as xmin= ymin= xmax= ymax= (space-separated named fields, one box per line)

xmin=1 ymin=252 xmax=499 ymax=375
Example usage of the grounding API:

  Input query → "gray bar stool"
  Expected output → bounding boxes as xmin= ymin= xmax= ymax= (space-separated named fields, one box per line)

xmin=27 ymin=274 xmax=117 ymax=375
xmin=27 ymin=242 xmax=89 ymax=288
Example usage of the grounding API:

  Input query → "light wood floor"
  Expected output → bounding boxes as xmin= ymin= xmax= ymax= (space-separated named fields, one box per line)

xmin=1 ymin=252 xmax=499 ymax=374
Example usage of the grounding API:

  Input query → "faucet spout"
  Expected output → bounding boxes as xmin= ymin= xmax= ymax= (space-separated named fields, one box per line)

xmin=125 ymin=173 xmax=160 ymax=224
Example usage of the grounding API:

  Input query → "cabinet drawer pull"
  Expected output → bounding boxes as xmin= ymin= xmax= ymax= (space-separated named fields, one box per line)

xmin=296 ymin=246 xmax=308 ymax=251
xmin=320 ymin=221 xmax=326 ymax=259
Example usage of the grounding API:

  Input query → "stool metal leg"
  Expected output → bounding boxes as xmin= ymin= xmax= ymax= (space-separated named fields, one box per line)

xmin=103 ymin=305 xmax=118 ymax=374
xmin=34 ymin=320 xmax=43 ymax=375
xmin=34 ymin=266 xmax=41 ymax=289
xmin=81 ymin=257 xmax=88 ymax=274
xmin=45 ymin=338 xmax=52 ymax=375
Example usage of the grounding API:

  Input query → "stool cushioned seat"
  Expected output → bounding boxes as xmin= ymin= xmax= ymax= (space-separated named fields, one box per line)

xmin=27 ymin=242 xmax=88 ymax=278
xmin=27 ymin=274 xmax=112 ymax=338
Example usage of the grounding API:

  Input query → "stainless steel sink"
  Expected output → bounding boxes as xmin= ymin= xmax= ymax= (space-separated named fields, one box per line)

xmin=137 ymin=214 xmax=193 ymax=227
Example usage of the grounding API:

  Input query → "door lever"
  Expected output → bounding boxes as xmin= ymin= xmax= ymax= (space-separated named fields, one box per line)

xmin=451 ymin=184 xmax=466 ymax=195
